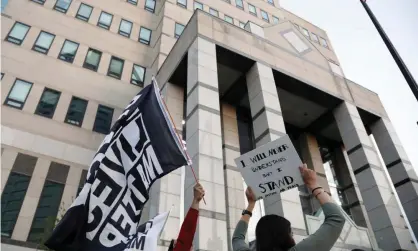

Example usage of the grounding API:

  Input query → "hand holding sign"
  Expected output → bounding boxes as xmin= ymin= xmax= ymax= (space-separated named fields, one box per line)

xmin=299 ymin=164 xmax=318 ymax=190
xmin=235 ymin=135 xmax=304 ymax=200
xmin=245 ymin=187 xmax=257 ymax=205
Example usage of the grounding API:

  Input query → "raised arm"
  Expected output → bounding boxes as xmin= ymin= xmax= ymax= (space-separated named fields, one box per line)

xmin=173 ymin=183 xmax=204 ymax=251
xmin=293 ymin=165 xmax=345 ymax=251
xmin=232 ymin=187 xmax=256 ymax=251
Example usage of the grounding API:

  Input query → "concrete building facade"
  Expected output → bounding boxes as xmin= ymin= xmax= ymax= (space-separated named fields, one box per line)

xmin=1 ymin=0 xmax=417 ymax=250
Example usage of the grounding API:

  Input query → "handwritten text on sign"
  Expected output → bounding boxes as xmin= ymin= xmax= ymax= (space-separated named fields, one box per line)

xmin=234 ymin=135 xmax=303 ymax=200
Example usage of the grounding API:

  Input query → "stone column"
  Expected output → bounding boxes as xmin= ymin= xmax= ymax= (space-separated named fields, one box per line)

xmin=333 ymin=101 xmax=415 ymax=250
xmin=12 ymin=158 xmax=50 ymax=241
xmin=246 ymin=62 xmax=306 ymax=235
xmin=185 ymin=37 xmax=228 ymax=251
xmin=158 ymin=83 xmax=184 ymax=246
xmin=370 ymin=118 xmax=418 ymax=237
xmin=59 ymin=165 xmax=83 ymax=211
xmin=334 ymin=147 xmax=367 ymax=227
xmin=299 ymin=133 xmax=330 ymax=212
xmin=335 ymin=146 xmax=379 ymax=248
xmin=221 ymin=103 xmax=245 ymax=251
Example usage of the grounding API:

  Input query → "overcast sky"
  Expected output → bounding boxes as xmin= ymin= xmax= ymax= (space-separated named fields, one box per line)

xmin=280 ymin=0 xmax=418 ymax=171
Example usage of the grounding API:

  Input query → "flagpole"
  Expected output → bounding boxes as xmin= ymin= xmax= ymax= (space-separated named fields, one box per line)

xmin=154 ymin=77 xmax=207 ymax=204
xmin=360 ymin=0 xmax=418 ymax=101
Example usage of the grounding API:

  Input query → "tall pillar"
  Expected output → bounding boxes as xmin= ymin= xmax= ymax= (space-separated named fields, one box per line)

xmin=12 ymin=158 xmax=50 ymax=241
xmin=334 ymin=101 xmax=415 ymax=250
xmin=335 ymin=146 xmax=379 ymax=248
xmin=221 ymin=103 xmax=246 ymax=251
xmin=158 ymin=82 xmax=184 ymax=246
xmin=334 ymin=147 xmax=367 ymax=227
xmin=370 ymin=118 xmax=418 ymax=237
xmin=246 ymin=62 xmax=306 ymax=235
xmin=59 ymin=165 xmax=83 ymax=211
xmin=185 ymin=37 xmax=228 ymax=251
xmin=299 ymin=133 xmax=331 ymax=212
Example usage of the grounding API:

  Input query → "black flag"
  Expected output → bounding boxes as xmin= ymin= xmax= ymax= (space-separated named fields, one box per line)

xmin=45 ymin=80 xmax=189 ymax=251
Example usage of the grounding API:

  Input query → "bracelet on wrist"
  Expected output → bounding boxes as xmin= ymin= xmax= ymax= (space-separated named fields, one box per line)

xmin=315 ymin=191 xmax=323 ymax=199
xmin=311 ymin=186 xmax=323 ymax=195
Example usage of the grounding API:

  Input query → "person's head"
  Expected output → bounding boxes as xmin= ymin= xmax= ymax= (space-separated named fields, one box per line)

xmin=255 ymin=214 xmax=295 ymax=251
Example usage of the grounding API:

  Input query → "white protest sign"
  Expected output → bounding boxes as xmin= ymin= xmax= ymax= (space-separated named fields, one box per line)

xmin=234 ymin=135 xmax=303 ymax=200
xmin=124 ymin=211 xmax=169 ymax=251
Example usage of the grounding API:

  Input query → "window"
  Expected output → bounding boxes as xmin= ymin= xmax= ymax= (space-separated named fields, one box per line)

xmin=31 ymin=0 xmax=45 ymax=5
xmin=97 ymin=11 xmax=113 ymax=30
xmin=283 ymin=31 xmax=309 ymax=53
xmin=139 ymin=27 xmax=152 ymax=45
xmin=194 ymin=1 xmax=203 ymax=10
xmin=261 ymin=10 xmax=269 ymax=22
xmin=93 ymin=105 xmax=114 ymax=134
xmin=302 ymin=28 xmax=310 ymax=38
xmin=272 ymin=16 xmax=279 ymax=24
xmin=1 ymin=154 xmax=37 ymax=238
xmin=76 ymin=3 xmax=93 ymax=22
xmin=177 ymin=0 xmax=186 ymax=8
xmin=107 ymin=56 xmax=124 ymax=79
xmin=119 ymin=19 xmax=133 ymax=37
xmin=35 ymin=88 xmax=61 ymax=118
xmin=248 ymin=4 xmax=257 ymax=16
xmin=145 ymin=0 xmax=156 ymax=12
xmin=6 ymin=22 xmax=30 ymax=45
xmin=320 ymin=37 xmax=329 ymax=48
xmin=209 ymin=8 xmax=218 ymax=17
xmin=5 ymin=79 xmax=33 ymax=109
xmin=58 ymin=39 xmax=79 ymax=63
xmin=329 ymin=61 xmax=343 ymax=76
xmin=267 ymin=0 xmax=274 ymax=5
xmin=27 ymin=163 xmax=69 ymax=243
xmin=311 ymin=33 xmax=319 ymax=43
xmin=127 ymin=0 xmax=137 ymax=5
xmin=83 ymin=48 xmax=102 ymax=71
xmin=235 ymin=0 xmax=243 ymax=9
xmin=239 ymin=21 xmax=246 ymax=29
xmin=175 ymin=23 xmax=185 ymax=39
xmin=65 ymin=97 xmax=88 ymax=126
xmin=1 ymin=173 xmax=31 ymax=237
xmin=1 ymin=73 xmax=4 ymax=80
xmin=54 ymin=0 xmax=72 ymax=13
xmin=32 ymin=31 xmax=55 ymax=54
xmin=131 ymin=64 xmax=146 ymax=86
xmin=224 ymin=15 xmax=233 ymax=24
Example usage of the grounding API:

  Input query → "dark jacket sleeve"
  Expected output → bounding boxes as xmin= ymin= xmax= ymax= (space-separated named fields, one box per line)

xmin=232 ymin=220 xmax=251 ymax=251
xmin=173 ymin=208 xmax=198 ymax=251
xmin=292 ymin=203 xmax=346 ymax=251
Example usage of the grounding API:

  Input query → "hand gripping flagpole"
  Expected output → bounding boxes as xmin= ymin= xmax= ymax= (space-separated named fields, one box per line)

xmin=153 ymin=77 xmax=206 ymax=205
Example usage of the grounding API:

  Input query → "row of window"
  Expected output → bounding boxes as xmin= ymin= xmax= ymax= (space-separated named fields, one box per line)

xmin=294 ymin=23 xmax=329 ymax=49
xmin=1 ymin=152 xmax=87 ymax=242
xmin=193 ymin=0 xmax=280 ymax=25
xmin=4 ymin=78 xmax=115 ymax=134
xmin=30 ymin=0 xmax=153 ymax=44
xmin=5 ymin=22 xmax=147 ymax=85
xmin=192 ymin=0 xmax=330 ymax=49
xmin=31 ymin=0 xmax=157 ymax=14
xmin=226 ymin=0 xmax=276 ymax=6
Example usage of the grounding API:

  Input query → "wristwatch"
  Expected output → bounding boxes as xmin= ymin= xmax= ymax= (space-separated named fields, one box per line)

xmin=242 ymin=209 xmax=252 ymax=217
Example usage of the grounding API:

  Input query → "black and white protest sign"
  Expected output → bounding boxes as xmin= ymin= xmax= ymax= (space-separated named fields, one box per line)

xmin=125 ymin=211 xmax=169 ymax=251
xmin=45 ymin=80 xmax=189 ymax=251
xmin=234 ymin=135 xmax=303 ymax=200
